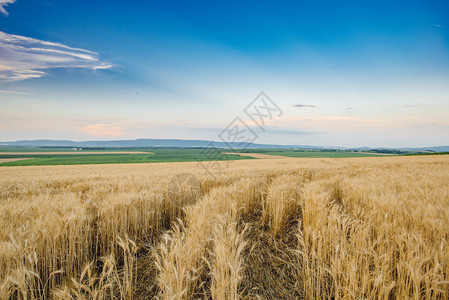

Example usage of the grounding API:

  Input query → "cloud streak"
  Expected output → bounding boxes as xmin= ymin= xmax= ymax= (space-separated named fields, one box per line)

xmin=0 ymin=31 xmax=112 ymax=81
xmin=0 ymin=0 xmax=15 ymax=16
xmin=0 ymin=89 xmax=31 ymax=95
xmin=292 ymin=104 xmax=316 ymax=108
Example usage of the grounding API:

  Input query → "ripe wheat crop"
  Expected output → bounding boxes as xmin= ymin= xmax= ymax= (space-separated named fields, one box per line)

xmin=0 ymin=155 xmax=448 ymax=299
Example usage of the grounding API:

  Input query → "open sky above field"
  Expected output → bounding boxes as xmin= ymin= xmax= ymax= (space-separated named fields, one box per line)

xmin=0 ymin=0 xmax=448 ymax=147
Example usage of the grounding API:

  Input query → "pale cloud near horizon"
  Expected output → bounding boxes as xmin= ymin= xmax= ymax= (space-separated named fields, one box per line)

xmin=0 ymin=0 xmax=15 ymax=16
xmin=268 ymin=115 xmax=449 ymax=135
xmin=0 ymin=113 xmax=447 ymax=147
xmin=274 ymin=116 xmax=402 ymax=127
xmin=81 ymin=124 xmax=125 ymax=137
xmin=0 ymin=31 xmax=112 ymax=81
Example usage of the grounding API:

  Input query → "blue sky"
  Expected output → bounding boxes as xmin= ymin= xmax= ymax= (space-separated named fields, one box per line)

xmin=0 ymin=0 xmax=448 ymax=147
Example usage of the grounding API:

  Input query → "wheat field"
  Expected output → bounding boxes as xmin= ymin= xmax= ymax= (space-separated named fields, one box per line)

xmin=0 ymin=155 xmax=448 ymax=299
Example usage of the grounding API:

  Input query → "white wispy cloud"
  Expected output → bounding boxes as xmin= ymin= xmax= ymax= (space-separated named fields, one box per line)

xmin=0 ymin=0 xmax=15 ymax=16
xmin=0 ymin=89 xmax=31 ymax=95
xmin=0 ymin=31 xmax=112 ymax=81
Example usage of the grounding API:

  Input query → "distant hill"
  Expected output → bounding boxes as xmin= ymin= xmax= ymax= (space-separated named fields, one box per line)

xmin=401 ymin=146 xmax=449 ymax=152
xmin=0 ymin=139 xmax=448 ymax=152
xmin=0 ymin=139 xmax=304 ymax=149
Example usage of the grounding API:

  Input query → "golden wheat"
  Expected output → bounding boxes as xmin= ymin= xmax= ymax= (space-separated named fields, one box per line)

xmin=0 ymin=156 xmax=448 ymax=299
